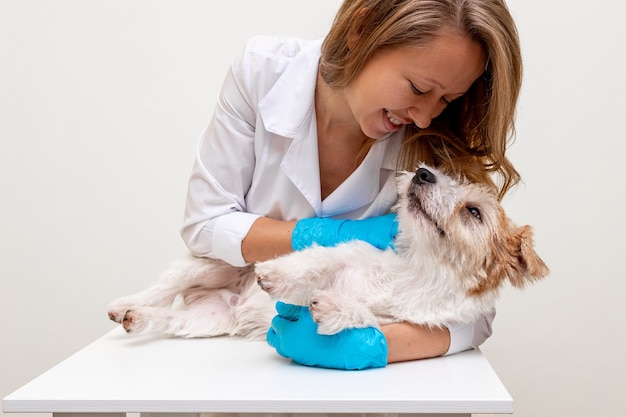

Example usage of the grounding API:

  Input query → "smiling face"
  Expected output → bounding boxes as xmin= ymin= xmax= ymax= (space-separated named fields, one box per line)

xmin=344 ymin=30 xmax=487 ymax=138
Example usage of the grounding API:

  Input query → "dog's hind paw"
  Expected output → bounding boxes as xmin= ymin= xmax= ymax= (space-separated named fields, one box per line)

xmin=108 ymin=308 xmax=147 ymax=333
xmin=121 ymin=310 xmax=148 ymax=333
xmin=108 ymin=308 xmax=128 ymax=324
xmin=108 ymin=310 xmax=122 ymax=323
xmin=107 ymin=297 xmax=138 ymax=324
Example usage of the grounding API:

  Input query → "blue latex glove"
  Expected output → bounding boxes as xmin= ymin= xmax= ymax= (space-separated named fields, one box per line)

xmin=291 ymin=213 xmax=398 ymax=251
xmin=266 ymin=301 xmax=388 ymax=370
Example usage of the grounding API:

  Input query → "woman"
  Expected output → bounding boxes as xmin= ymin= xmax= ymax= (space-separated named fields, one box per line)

xmin=181 ymin=0 xmax=522 ymax=370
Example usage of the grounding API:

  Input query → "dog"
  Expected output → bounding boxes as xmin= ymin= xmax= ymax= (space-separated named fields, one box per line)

xmin=108 ymin=165 xmax=549 ymax=340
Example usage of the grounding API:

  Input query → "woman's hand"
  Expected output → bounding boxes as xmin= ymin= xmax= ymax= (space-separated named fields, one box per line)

xmin=291 ymin=213 xmax=398 ymax=250
xmin=266 ymin=301 xmax=388 ymax=370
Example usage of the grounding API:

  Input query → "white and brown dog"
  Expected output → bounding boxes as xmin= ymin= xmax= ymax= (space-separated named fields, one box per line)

xmin=108 ymin=165 xmax=549 ymax=340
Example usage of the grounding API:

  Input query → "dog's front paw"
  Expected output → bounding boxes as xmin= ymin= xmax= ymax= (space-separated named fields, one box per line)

xmin=255 ymin=260 xmax=295 ymax=298
xmin=309 ymin=291 xmax=349 ymax=335
xmin=310 ymin=290 xmax=378 ymax=335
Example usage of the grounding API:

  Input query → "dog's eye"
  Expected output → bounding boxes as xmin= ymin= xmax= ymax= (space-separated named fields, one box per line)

xmin=467 ymin=206 xmax=481 ymax=220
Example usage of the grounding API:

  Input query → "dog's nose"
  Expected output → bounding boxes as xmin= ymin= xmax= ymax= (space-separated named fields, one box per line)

xmin=413 ymin=168 xmax=437 ymax=185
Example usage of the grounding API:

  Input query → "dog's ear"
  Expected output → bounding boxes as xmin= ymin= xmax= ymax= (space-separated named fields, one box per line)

xmin=470 ymin=224 xmax=549 ymax=295
xmin=508 ymin=225 xmax=550 ymax=288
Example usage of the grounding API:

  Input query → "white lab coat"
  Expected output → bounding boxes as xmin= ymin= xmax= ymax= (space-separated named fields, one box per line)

xmin=180 ymin=36 xmax=493 ymax=356
xmin=181 ymin=36 xmax=403 ymax=267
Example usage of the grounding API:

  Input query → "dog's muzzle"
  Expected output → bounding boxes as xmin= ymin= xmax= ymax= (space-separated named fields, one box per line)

xmin=413 ymin=167 xmax=437 ymax=185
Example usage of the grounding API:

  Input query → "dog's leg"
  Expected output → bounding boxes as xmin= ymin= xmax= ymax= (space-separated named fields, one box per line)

xmin=257 ymin=243 xmax=394 ymax=334
xmin=108 ymin=257 xmax=250 ymax=324
xmin=255 ymin=244 xmax=352 ymax=303
xmin=117 ymin=282 xmax=274 ymax=340
xmin=107 ymin=287 xmax=180 ymax=324
xmin=119 ymin=288 xmax=240 ymax=338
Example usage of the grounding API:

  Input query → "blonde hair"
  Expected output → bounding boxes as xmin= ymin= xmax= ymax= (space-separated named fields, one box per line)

xmin=320 ymin=0 xmax=523 ymax=199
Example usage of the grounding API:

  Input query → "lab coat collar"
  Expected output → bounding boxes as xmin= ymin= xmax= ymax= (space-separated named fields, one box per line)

xmin=258 ymin=39 xmax=322 ymax=137
xmin=319 ymin=132 xmax=404 ymax=216
xmin=258 ymin=38 xmax=404 ymax=217
xmin=282 ymin=130 xmax=404 ymax=217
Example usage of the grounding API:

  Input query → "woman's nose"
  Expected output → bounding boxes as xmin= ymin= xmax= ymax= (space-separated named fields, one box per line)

xmin=407 ymin=100 xmax=444 ymax=129
xmin=408 ymin=107 xmax=432 ymax=129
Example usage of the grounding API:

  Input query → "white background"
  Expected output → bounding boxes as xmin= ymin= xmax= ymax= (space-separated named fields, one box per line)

xmin=1 ymin=1 xmax=625 ymax=417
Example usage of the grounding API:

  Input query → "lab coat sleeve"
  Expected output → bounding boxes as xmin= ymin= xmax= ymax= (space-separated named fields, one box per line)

xmin=180 ymin=42 xmax=262 ymax=267
xmin=444 ymin=309 xmax=495 ymax=355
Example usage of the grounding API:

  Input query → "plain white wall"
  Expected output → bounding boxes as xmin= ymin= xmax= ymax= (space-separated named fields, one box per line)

xmin=1 ymin=1 xmax=624 ymax=417
xmin=478 ymin=1 xmax=626 ymax=416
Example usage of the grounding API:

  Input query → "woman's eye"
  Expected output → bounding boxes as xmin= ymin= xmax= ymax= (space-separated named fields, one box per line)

xmin=409 ymin=81 xmax=425 ymax=96
xmin=467 ymin=206 xmax=481 ymax=220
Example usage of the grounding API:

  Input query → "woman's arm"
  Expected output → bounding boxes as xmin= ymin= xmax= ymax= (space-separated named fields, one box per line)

xmin=181 ymin=43 xmax=260 ymax=267
xmin=267 ymin=304 xmax=450 ymax=370
xmin=267 ymin=306 xmax=493 ymax=369
xmin=242 ymin=217 xmax=296 ymax=263
xmin=241 ymin=214 xmax=399 ymax=263
xmin=382 ymin=322 xmax=450 ymax=362
xmin=383 ymin=311 xmax=496 ymax=361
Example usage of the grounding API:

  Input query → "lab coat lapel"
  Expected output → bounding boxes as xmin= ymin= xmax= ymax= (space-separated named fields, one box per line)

xmin=281 ymin=121 xmax=322 ymax=215
xmin=257 ymin=38 xmax=404 ymax=218
xmin=321 ymin=135 xmax=402 ymax=216
xmin=258 ymin=39 xmax=322 ymax=138
xmin=258 ymin=39 xmax=323 ymax=215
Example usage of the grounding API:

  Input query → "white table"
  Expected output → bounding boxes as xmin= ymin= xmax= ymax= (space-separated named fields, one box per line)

xmin=3 ymin=327 xmax=512 ymax=417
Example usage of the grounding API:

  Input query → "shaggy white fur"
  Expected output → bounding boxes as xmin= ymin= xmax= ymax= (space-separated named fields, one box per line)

xmin=108 ymin=165 xmax=549 ymax=340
